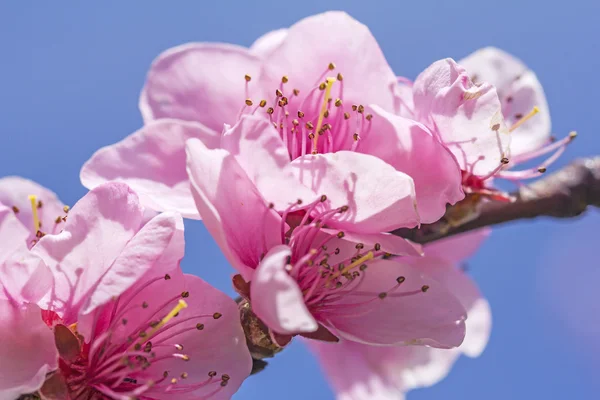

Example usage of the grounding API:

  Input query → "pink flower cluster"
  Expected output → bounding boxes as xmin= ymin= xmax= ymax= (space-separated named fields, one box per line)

xmin=1 ymin=11 xmax=571 ymax=400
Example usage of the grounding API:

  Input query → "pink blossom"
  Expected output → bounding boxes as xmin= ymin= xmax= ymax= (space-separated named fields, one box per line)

xmin=186 ymin=138 xmax=467 ymax=348
xmin=0 ymin=182 xmax=251 ymax=399
xmin=307 ymin=230 xmax=492 ymax=400
xmin=81 ymin=11 xmax=464 ymax=226
xmin=398 ymin=48 xmax=574 ymax=201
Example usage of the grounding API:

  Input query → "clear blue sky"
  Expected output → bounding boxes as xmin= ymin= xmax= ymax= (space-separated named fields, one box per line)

xmin=1 ymin=1 xmax=599 ymax=399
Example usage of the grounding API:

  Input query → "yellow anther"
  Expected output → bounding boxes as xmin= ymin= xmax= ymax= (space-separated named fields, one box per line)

xmin=509 ymin=106 xmax=540 ymax=132
xmin=28 ymin=195 xmax=41 ymax=232
xmin=132 ymin=300 xmax=187 ymax=349
xmin=313 ymin=77 xmax=336 ymax=154
xmin=327 ymin=251 xmax=374 ymax=284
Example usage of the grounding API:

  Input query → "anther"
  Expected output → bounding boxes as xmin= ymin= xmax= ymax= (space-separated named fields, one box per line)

xmin=268 ymin=203 xmax=275 ymax=209
xmin=323 ymin=110 xmax=330 ymax=118
xmin=491 ymin=123 xmax=501 ymax=131
xmin=181 ymin=372 xmax=188 ymax=379
xmin=208 ymin=371 xmax=217 ymax=377
xmin=355 ymin=243 xmax=364 ymax=250
xmin=336 ymin=73 xmax=343 ymax=81
xmin=292 ymin=119 xmax=299 ymax=126
xmin=275 ymin=89 xmax=283 ymax=97
xmin=293 ymin=88 xmax=300 ymax=96
xmin=353 ymin=133 xmax=359 ymax=141
xmin=328 ymin=62 xmax=336 ymax=70
xmin=196 ymin=323 xmax=205 ymax=330
xmin=11 ymin=206 xmax=19 ymax=213
xmin=366 ymin=114 xmax=373 ymax=121
xmin=421 ymin=285 xmax=430 ymax=292
xmin=164 ymin=274 xmax=171 ymax=280
xmin=337 ymin=232 xmax=345 ymax=238
xmin=63 ymin=206 xmax=70 ymax=213
xmin=175 ymin=344 xmax=183 ymax=351
xmin=319 ymin=82 xmax=327 ymax=90
xmin=142 ymin=301 xmax=149 ymax=309
xmin=343 ymin=112 xmax=350 ymax=120
xmin=357 ymin=105 xmax=365 ymax=114
xmin=569 ymin=131 xmax=577 ymax=139
xmin=538 ymin=167 xmax=547 ymax=173
xmin=335 ymin=281 xmax=343 ymax=288
xmin=339 ymin=205 xmax=349 ymax=212
xmin=213 ymin=312 xmax=222 ymax=320
xmin=281 ymin=76 xmax=289 ymax=83
xmin=306 ymin=121 xmax=314 ymax=130
xmin=298 ymin=111 xmax=305 ymax=118
xmin=37 ymin=200 xmax=43 ymax=209
xmin=55 ymin=216 xmax=62 ymax=224
xmin=378 ymin=292 xmax=388 ymax=299
xmin=220 ymin=381 xmax=229 ymax=387
xmin=181 ymin=291 xmax=190 ymax=298
xmin=334 ymin=98 xmax=342 ymax=107
xmin=320 ymin=195 xmax=328 ymax=202
xmin=222 ymin=374 xmax=230 ymax=381
xmin=171 ymin=378 xmax=178 ymax=384
xmin=267 ymin=107 xmax=274 ymax=115
xmin=244 ymin=74 xmax=252 ymax=82
xmin=181 ymin=355 xmax=190 ymax=361
xmin=501 ymin=157 xmax=510 ymax=164
xmin=259 ymin=100 xmax=267 ymax=107
xmin=359 ymin=264 xmax=368 ymax=271
xmin=122 ymin=318 xmax=128 ymax=325
xmin=396 ymin=276 xmax=406 ymax=284
xmin=245 ymin=99 xmax=253 ymax=106
xmin=374 ymin=243 xmax=381 ymax=251
xmin=352 ymin=105 xmax=358 ymax=111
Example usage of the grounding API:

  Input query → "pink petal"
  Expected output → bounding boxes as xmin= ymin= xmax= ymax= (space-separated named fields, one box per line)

xmin=81 ymin=119 xmax=219 ymax=218
xmin=324 ymin=259 xmax=466 ymax=347
xmin=361 ymin=106 xmax=464 ymax=223
xmin=406 ymin=255 xmax=492 ymax=357
xmin=140 ymin=43 xmax=263 ymax=132
xmin=424 ymin=228 xmax=491 ymax=264
xmin=186 ymin=139 xmax=281 ymax=280
xmin=413 ymin=58 xmax=511 ymax=177
xmin=459 ymin=47 xmax=551 ymax=157
xmin=251 ymin=245 xmax=318 ymax=334
xmin=0 ymin=301 xmax=58 ymax=399
xmin=291 ymin=151 xmax=419 ymax=233
xmin=221 ymin=115 xmax=316 ymax=210
xmin=260 ymin=11 xmax=397 ymax=111
xmin=0 ymin=176 xmax=66 ymax=236
xmin=307 ymin=339 xmax=405 ymax=400
xmin=79 ymin=211 xmax=181 ymax=316
xmin=0 ymin=251 xmax=52 ymax=304
xmin=0 ymin=204 xmax=29 ymax=261
xmin=32 ymin=182 xmax=144 ymax=322
xmin=250 ymin=28 xmax=288 ymax=57
xmin=393 ymin=77 xmax=415 ymax=118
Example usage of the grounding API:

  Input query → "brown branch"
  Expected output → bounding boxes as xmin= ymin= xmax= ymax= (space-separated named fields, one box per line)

xmin=394 ymin=157 xmax=600 ymax=244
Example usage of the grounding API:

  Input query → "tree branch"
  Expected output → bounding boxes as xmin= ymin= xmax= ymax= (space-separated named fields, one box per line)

xmin=394 ymin=157 xmax=600 ymax=244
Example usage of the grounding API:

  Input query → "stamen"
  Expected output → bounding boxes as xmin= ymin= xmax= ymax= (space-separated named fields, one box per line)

xmin=132 ymin=300 xmax=187 ymax=348
xmin=509 ymin=106 xmax=540 ymax=132
xmin=312 ymin=77 xmax=336 ymax=154
xmin=28 ymin=194 xmax=41 ymax=232
xmin=327 ymin=251 xmax=374 ymax=283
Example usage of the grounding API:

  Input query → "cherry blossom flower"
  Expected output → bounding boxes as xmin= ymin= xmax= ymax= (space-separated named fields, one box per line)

xmin=186 ymin=137 xmax=467 ymax=349
xmin=0 ymin=182 xmax=251 ymax=399
xmin=81 ymin=11 xmax=464 ymax=225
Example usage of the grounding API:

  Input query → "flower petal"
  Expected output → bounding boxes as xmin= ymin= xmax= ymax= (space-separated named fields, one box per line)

xmin=361 ymin=106 xmax=464 ymax=223
xmin=459 ymin=47 xmax=551 ymax=157
xmin=0 ymin=204 xmax=29 ymax=262
xmin=79 ymin=211 xmax=180 ymax=316
xmin=413 ymin=58 xmax=511 ymax=177
xmin=423 ymin=229 xmax=491 ymax=264
xmin=307 ymin=339 xmax=406 ymax=400
xmin=0 ymin=176 xmax=66 ymax=236
xmin=221 ymin=115 xmax=316 ymax=209
xmin=0 ymin=301 xmax=58 ymax=400
xmin=291 ymin=151 xmax=419 ymax=233
xmin=186 ymin=139 xmax=281 ymax=280
xmin=32 ymin=183 xmax=144 ymax=322
xmin=81 ymin=119 xmax=219 ymax=218
xmin=250 ymin=28 xmax=288 ymax=57
xmin=251 ymin=245 xmax=318 ymax=335
xmin=261 ymin=11 xmax=397 ymax=111
xmin=0 ymin=251 xmax=52 ymax=304
xmin=140 ymin=43 xmax=262 ymax=132
xmin=324 ymin=259 xmax=466 ymax=347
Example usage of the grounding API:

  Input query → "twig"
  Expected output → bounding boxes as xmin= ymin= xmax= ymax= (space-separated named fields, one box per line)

xmin=394 ymin=157 xmax=600 ymax=244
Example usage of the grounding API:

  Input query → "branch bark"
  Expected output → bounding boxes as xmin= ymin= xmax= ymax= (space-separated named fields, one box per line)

xmin=394 ymin=157 xmax=600 ymax=244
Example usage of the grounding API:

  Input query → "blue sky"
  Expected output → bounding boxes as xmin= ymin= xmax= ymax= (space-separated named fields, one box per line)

xmin=1 ymin=1 xmax=599 ymax=399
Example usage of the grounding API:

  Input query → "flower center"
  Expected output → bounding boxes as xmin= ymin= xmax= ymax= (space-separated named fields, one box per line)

xmin=240 ymin=64 xmax=374 ymax=159
xmin=47 ymin=275 xmax=230 ymax=399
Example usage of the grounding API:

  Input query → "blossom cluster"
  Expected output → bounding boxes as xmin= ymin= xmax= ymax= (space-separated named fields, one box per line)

xmin=1 ymin=11 xmax=571 ymax=400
